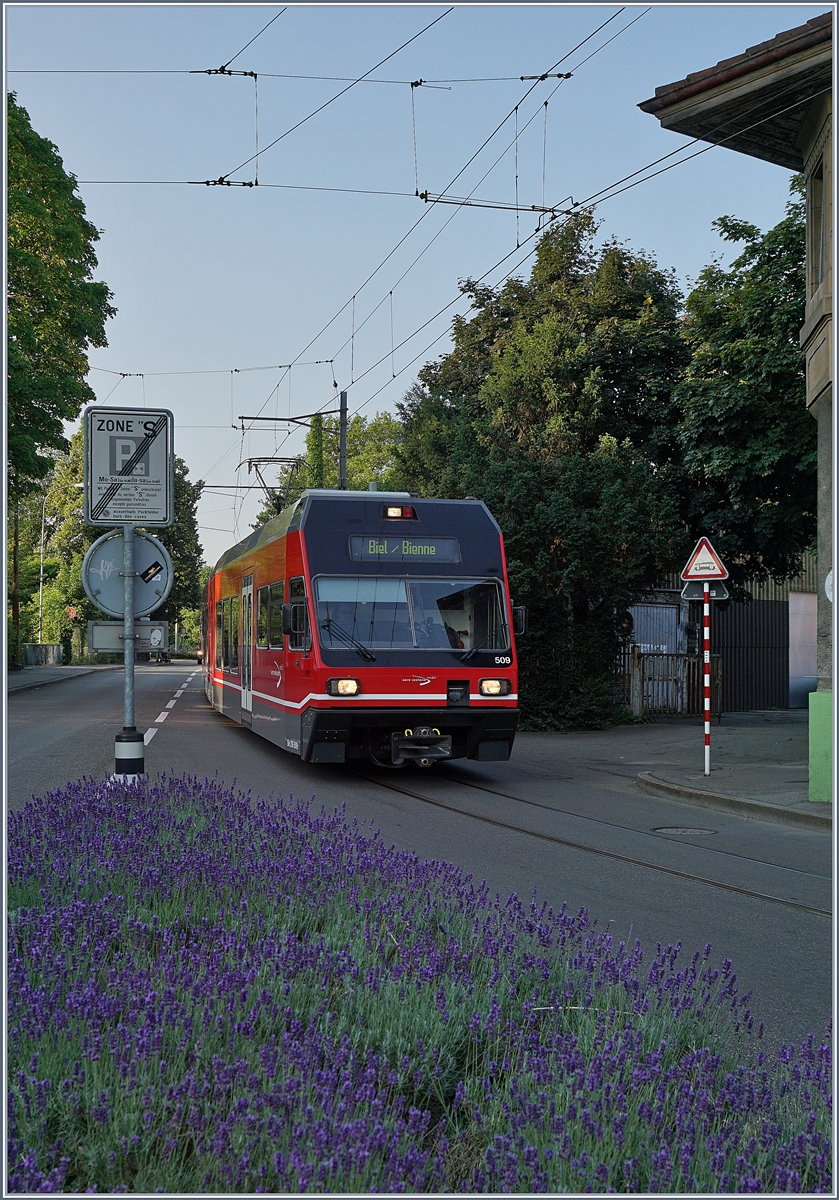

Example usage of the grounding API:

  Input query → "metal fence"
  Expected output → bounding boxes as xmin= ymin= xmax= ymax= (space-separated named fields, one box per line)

xmin=617 ymin=647 xmax=722 ymax=719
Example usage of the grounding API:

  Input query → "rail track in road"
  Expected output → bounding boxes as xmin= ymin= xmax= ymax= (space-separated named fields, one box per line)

xmin=352 ymin=770 xmax=832 ymax=919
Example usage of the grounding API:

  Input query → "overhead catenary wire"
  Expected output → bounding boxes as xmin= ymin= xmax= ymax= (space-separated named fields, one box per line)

xmin=215 ymin=9 xmax=454 ymax=182
xmin=343 ymin=84 xmax=830 ymax=416
xmin=411 ymin=82 xmax=420 ymax=195
xmin=293 ymin=7 xmax=630 ymax=385
xmin=7 ymin=69 xmax=584 ymax=83
xmin=192 ymin=18 xmax=802 ymax=507
xmin=78 ymin=7 xmax=646 ymax=206
xmin=218 ymin=8 xmax=286 ymax=72
xmin=93 ymin=8 xmax=646 ymax=508
xmin=84 ymin=4 xmax=639 ymax=413
xmin=93 ymin=7 xmax=647 ymax=494
xmin=328 ymin=71 xmax=574 ymax=367
xmin=514 ymin=106 xmax=520 ymax=246
xmin=90 ymin=360 xmax=332 ymax=378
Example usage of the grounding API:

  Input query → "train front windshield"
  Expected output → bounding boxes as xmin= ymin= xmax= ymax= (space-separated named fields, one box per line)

xmin=314 ymin=577 xmax=508 ymax=652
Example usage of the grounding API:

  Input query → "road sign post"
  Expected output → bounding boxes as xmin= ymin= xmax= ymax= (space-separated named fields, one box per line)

xmin=680 ymin=537 xmax=728 ymax=777
xmin=114 ymin=524 xmax=145 ymax=779
xmin=83 ymin=406 xmax=174 ymax=780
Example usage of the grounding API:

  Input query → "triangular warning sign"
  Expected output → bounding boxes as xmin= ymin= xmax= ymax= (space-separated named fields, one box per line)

xmin=681 ymin=537 xmax=728 ymax=581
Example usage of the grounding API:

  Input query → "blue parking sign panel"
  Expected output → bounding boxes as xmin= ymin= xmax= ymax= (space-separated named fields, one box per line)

xmin=84 ymin=407 xmax=174 ymax=526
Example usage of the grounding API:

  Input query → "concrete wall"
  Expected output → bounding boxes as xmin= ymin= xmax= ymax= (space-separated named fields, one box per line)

xmin=789 ymin=591 xmax=818 ymax=707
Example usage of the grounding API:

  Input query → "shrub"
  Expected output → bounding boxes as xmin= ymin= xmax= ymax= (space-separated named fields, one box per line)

xmin=7 ymin=776 xmax=832 ymax=1192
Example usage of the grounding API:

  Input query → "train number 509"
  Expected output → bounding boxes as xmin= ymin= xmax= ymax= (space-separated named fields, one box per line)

xmin=495 ymin=655 xmax=512 ymax=665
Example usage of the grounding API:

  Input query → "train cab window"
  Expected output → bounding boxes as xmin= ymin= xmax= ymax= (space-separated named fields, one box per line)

xmin=314 ymin=577 xmax=508 ymax=652
xmin=269 ymin=582 xmax=284 ymax=649
xmin=215 ymin=602 xmax=223 ymax=670
xmin=256 ymin=586 xmax=269 ymax=649
xmin=230 ymin=596 xmax=240 ymax=672
xmin=288 ymin=576 xmax=311 ymax=651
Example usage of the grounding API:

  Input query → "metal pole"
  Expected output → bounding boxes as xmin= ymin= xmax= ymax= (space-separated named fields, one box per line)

xmin=124 ymin=523 xmax=135 ymax=729
xmin=704 ymin=582 xmax=711 ymax=776
xmin=114 ymin=523 xmax=144 ymax=779
xmin=338 ymin=390 xmax=347 ymax=490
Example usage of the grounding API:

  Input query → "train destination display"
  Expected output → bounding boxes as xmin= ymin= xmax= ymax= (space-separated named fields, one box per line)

xmin=350 ymin=536 xmax=461 ymax=562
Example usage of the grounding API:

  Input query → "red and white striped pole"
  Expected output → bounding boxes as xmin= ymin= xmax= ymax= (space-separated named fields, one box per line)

xmin=704 ymin=582 xmax=711 ymax=775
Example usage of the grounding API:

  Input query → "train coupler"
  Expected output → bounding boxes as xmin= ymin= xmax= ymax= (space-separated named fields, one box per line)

xmin=391 ymin=726 xmax=452 ymax=767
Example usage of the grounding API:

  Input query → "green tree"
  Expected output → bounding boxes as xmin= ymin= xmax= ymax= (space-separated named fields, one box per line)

xmin=252 ymin=410 xmax=404 ymax=525
xmin=6 ymin=477 xmax=62 ymax=664
xmin=677 ymin=179 xmax=814 ymax=586
xmin=155 ymin=461 xmax=204 ymax=623
xmin=308 ymin=414 xmax=325 ymax=489
xmin=398 ymin=213 xmax=689 ymax=728
xmin=34 ymin=432 xmax=204 ymax=657
xmin=7 ymin=94 xmax=115 ymax=500
xmin=178 ymin=564 xmax=211 ymax=651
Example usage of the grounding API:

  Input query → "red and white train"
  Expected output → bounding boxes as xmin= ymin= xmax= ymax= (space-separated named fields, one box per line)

xmin=202 ymin=489 xmax=522 ymax=766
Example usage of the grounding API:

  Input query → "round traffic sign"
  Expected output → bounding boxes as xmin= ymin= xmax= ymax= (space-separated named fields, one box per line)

xmin=82 ymin=530 xmax=174 ymax=618
xmin=66 ymin=606 xmax=77 ymax=619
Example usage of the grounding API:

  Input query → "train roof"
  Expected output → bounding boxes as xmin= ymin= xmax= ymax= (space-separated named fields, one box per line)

xmin=211 ymin=488 xmax=497 ymax=575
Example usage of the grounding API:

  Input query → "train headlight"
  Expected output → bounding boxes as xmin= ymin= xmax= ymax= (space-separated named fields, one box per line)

xmin=327 ymin=678 xmax=361 ymax=696
xmin=479 ymin=678 xmax=511 ymax=696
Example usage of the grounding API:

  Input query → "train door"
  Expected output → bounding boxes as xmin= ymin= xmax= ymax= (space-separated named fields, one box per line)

xmin=241 ymin=574 xmax=253 ymax=718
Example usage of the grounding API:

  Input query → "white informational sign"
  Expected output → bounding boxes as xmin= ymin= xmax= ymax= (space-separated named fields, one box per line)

xmin=680 ymin=580 xmax=729 ymax=601
xmin=84 ymin=407 xmax=174 ymax=527
xmin=88 ymin=621 xmax=169 ymax=652
xmin=680 ymin=536 xmax=728 ymax=581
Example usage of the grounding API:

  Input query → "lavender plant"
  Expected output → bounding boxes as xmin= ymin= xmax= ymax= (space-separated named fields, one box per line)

xmin=7 ymin=775 xmax=832 ymax=1192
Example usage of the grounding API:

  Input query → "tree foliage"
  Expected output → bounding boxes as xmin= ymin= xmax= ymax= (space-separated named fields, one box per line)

xmin=31 ymin=432 xmax=204 ymax=655
xmin=7 ymin=94 xmax=115 ymax=499
xmin=398 ymin=213 xmax=689 ymax=728
xmin=677 ymin=180 xmax=814 ymax=585
xmin=253 ymin=411 xmax=404 ymax=524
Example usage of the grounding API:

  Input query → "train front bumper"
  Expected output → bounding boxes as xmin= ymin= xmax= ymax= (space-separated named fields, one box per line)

xmin=300 ymin=706 xmax=519 ymax=764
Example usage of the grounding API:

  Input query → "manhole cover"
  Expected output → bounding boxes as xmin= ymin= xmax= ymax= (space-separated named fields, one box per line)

xmin=653 ymin=826 xmax=717 ymax=836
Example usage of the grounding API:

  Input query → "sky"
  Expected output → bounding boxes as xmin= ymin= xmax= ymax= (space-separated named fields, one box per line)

xmin=6 ymin=2 xmax=826 ymax=568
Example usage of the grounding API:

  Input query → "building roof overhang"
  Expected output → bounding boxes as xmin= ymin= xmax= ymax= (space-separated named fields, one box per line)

xmin=638 ymin=12 xmax=832 ymax=171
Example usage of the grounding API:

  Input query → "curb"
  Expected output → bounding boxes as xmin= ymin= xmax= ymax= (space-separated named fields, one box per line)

xmin=7 ymin=666 xmax=122 ymax=696
xmin=635 ymin=771 xmax=832 ymax=831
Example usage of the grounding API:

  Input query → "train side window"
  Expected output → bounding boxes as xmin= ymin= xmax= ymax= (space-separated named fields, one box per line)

xmin=288 ymin=576 xmax=311 ymax=651
xmin=256 ymin=586 xmax=269 ymax=649
xmin=222 ymin=599 xmax=231 ymax=670
xmin=269 ymin=581 xmax=284 ymax=648
xmin=215 ymin=602 xmax=223 ymax=670
xmin=230 ymin=596 xmax=240 ymax=673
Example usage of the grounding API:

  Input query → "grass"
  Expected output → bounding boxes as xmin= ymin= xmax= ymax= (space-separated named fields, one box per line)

xmin=7 ymin=773 xmax=832 ymax=1192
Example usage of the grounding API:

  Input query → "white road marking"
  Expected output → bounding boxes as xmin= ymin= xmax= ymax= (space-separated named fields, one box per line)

xmin=165 ymin=699 xmax=177 ymax=709
xmin=175 ymin=689 xmax=184 ymax=696
xmin=144 ymin=728 xmax=158 ymax=745
xmin=155 ymin=711 xmax=169 ymax=723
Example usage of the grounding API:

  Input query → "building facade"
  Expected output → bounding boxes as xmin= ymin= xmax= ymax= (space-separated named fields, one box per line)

xmin=639 ymin=12 xmax=833 ymax=801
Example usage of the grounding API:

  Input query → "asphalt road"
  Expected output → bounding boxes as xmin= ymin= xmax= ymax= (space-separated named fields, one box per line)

xmin=7 ymin=665 xmax=833 ymax=1050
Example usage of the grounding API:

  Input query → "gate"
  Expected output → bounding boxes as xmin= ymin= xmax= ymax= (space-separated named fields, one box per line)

xmin=628 ymin=648 xmax=722 ymax=719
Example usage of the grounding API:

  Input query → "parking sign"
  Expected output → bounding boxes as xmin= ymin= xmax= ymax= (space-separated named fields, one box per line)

xmin=84 ymin=407 xmax=174 ymax=526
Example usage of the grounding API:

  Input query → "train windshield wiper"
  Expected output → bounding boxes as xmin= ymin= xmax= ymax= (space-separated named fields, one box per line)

xmin=321 ymin=618 xmax=376 ymax=662
xmin=462 ymin=637 xmax=490 ymax=663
